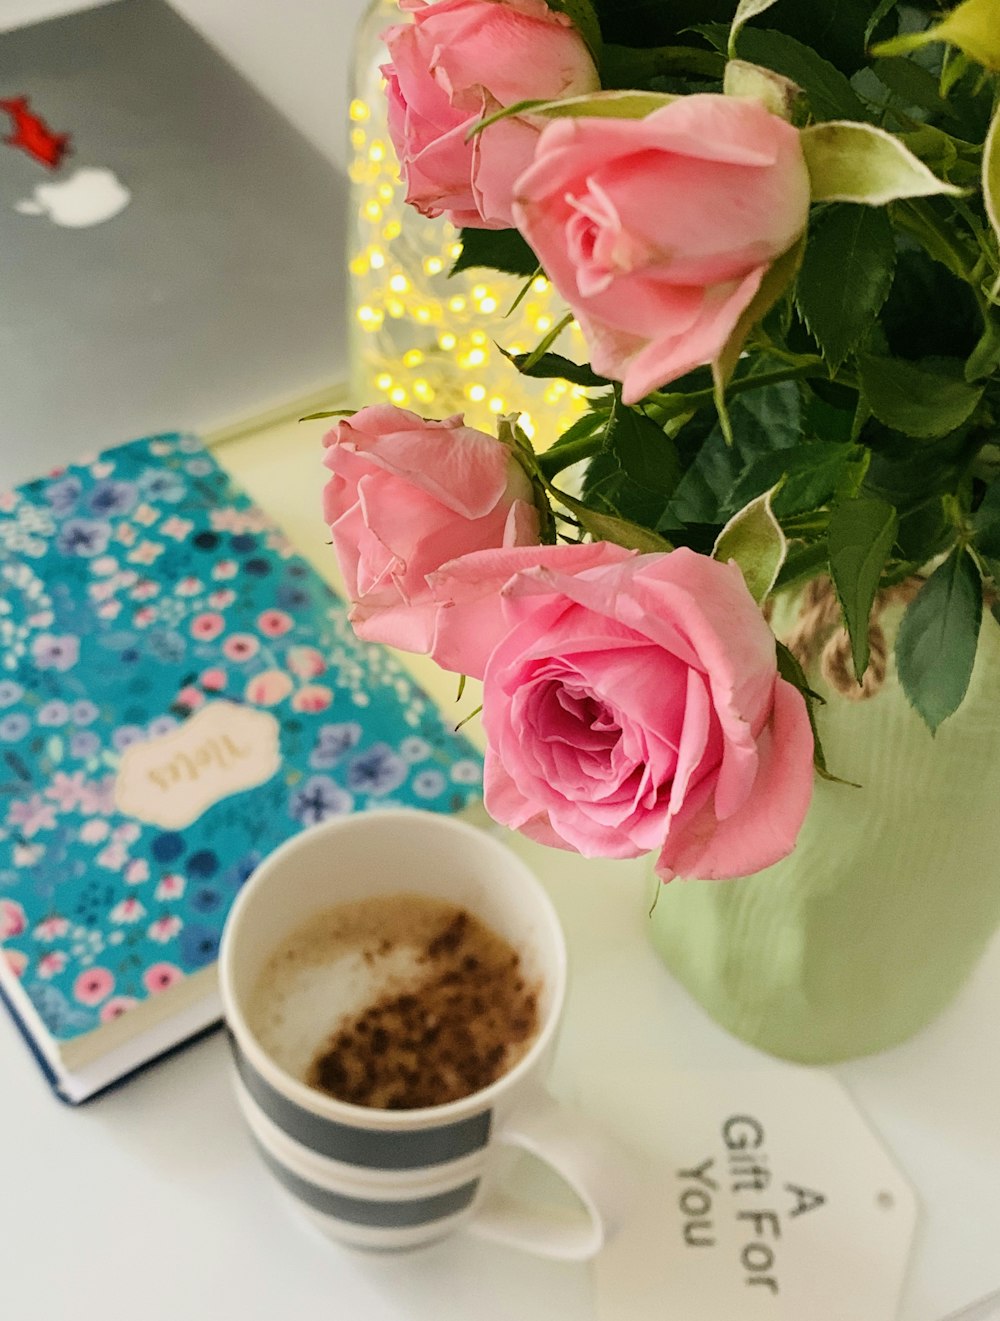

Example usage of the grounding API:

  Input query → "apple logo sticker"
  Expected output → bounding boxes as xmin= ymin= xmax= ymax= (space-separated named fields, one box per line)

xmin=2 ymin=95 xmax=131 ymax=229
xmin=14 ymin=166 xmax=131 ymax=228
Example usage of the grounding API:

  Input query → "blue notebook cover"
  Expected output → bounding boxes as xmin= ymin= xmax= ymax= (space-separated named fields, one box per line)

xmin=0 ymin=434 xmax=483 ymax=1101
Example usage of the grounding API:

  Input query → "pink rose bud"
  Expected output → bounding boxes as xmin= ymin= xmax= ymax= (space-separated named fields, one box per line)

xmin=322 ymin=405 xmax=540 ymax=656
xmin=513 ymin=95 xmax=811 ymax=402
xmin=382 ymin=0 xmax=599 ymax=229
xmin=437 ymin=544 xmax=814 ymax=881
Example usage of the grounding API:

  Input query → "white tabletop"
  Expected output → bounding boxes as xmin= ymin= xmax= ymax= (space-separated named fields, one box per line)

xmin=2 ymin=416 xmax=999 ymax=1321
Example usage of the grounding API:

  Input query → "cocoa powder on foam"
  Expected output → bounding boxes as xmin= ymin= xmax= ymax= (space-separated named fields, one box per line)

xmin=307 ymin=906 xmax=540 ymax=1109
xmin=250 ymin=894 xmax=542 ymax=1111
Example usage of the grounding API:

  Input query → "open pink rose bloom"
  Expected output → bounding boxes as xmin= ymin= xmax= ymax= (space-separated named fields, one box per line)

xmin=430 ymin=544 xmax=815 ymax=881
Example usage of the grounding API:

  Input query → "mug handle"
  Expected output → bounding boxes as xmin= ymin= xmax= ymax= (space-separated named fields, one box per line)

xmin=467 ymin=1090 xmax=635 ymax=1261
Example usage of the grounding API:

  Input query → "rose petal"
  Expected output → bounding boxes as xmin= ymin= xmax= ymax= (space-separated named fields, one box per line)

xmin=655 ymin=678 xmax=814 ymax=881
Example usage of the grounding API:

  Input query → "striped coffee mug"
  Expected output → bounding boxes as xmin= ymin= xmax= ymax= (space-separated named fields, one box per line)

xmin=218 ymin=808 xmax=632 ymax=1257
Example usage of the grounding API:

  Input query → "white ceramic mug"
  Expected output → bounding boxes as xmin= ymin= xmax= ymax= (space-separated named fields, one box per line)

xmin=219 ymin=808 xmax=632 ymax=1257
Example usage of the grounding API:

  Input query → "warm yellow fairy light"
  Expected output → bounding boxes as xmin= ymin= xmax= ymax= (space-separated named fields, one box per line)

xmin=364 ymin=200 xmax=382 ymax=223
xmin=414 ymin=307 xmax=432 ymax=323
xmin=382 ymin=221 xmax=402 ymax=241
xmin=375 ymin=373 xmax=393 ymax=390
xmin=488 ymin=396 xmax=505 ymax=413
xmin=349 ymin=255 xmax=368 ymax=276
xmin=369 ymin=141 xmax=386 ymax=162
xmin=520 ymin=415 xmax=536 ymax=439
xmin=449 ymin=242 xmax=462 ymax=259
xmin=402 ymin=349 xmax=424 ymax=367
xmin=350 ymin=99 xmax=371 ymax=122
xmin=389 ymin=386 xmax=409 ymax=404
xmin=424 ymin=256 xmax=444 ymax=275
xmin=467 ymin=348 xmax=486 ymax=366
xmin=468 ymin=385 xmax=487 ymax=402
xmin=438 ymin=332 xmax=457 ymax=350
xmin=414 ymin=380 xmax=434 ymax=402
xmin=470 ymin=331 xmax=487 ymax=346
xmin=479 ymin=297 xmax=498 ymax=314
xmin=369 ymin=249 xmax=385 ymax=269
xmin=378 ymin=183 xmax=395 ymax=203
xmin=536 ymin=315 xmax=552 ymax=332
xmin=387 ymin=298 xmax=405 ymax=318
xmin=351 ymin=128 xmax=366 ymax=150
xmin=448 ymin=296 xmax=466 ymax=312
xmin=532 ymin=276 xmax=547 ymax=292
xmin=472 ymin=284 xmax=488 ymax=300
xmin=389 ymin=274 xmax=409 ymax=293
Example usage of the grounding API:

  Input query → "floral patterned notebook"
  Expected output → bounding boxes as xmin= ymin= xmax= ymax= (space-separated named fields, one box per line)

xmin=0 ymin=434 xmax=483 ymax=1102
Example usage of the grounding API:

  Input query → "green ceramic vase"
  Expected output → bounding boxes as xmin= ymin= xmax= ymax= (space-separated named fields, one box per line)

xmin=649 ymin=589 xmax=1000 ymax=1064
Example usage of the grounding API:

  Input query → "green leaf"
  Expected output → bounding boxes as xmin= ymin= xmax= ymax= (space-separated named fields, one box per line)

xmin=895 ymin=546 xmax=983 ymax=732
xmin=729 ymin=0 xmax=783 ymax=56
xmin=857 ymin=354 xmax=984 ymax=438
xmin=546 ymin=0 xmax=603 ymax=59
xmin=713 ymin=487 xmax=787 ymax=603
xmin=800 ymin=121 xmax=963 ymax=205
xmin=870 ymin=57 xmax=957 ymax=119
xmin=795 ymin=205 xmax=896 ymax=371
xmin=574 ymin=504 xmax=674 ymax=552
xmin=731 ymin=27 xmax=869 ymax=120
xmin=661 ymin=378 xmax=802 ymax=528
xmin=499 ymin=347 xmax=608 ymax=387
xmin=775 ymin=641 xmax=860 ymax=784
xmin=608 ymin=406 xmax=682 ymax=496
xmin=972 ymin=479 xmax=1000 ymax=559
xmin=723 ymin=58 xmax=801 ymax=118
xmin=984 ymin=104 xmax=1000 ymax=279
xmin=872 ymin=0 xmax=1000 ymax=71
xmin=730 ymin=441 xmax=864 ymax=517
xmin=452 ymin=228 xmax=540 ymax=278
xmin=299 ymin=409 xmax=354 ymax=421
xmin=827 ymin=495 xmax=898 ymax=682
xmin=865 ymin=0 xmax=901 ymax=46
xmin=966 ymin=306 xmax=1000 ymax=382
xmin=600 ymin=42 xmax=725 ymax=84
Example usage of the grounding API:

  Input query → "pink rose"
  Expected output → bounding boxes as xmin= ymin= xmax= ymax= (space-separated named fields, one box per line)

xmin=513 ymin=95 xmax=811 ymax=403
xmin=323 ymin=405 xmax=540 ymax=655
xmin=382 ymin=0 xmax=599 ymax=229
xmin=432 ymin=544 xmax=814 ymax=881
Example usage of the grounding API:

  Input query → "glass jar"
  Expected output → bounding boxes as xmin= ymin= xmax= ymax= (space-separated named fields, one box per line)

xmin=347 ymin=0 xmax=588 ymax=443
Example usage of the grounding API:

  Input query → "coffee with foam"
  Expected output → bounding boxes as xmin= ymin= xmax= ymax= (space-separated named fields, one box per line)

xmin=247 ymin=893 xmax=540 ymax=1110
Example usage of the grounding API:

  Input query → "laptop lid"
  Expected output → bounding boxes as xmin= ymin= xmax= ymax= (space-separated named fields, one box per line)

xmin=0 ymin=0 xmax=347 ymax=486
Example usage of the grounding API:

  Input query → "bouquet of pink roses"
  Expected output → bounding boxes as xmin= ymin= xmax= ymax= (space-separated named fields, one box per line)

xmin=324 ymin=0 xmax=1000 ymax=885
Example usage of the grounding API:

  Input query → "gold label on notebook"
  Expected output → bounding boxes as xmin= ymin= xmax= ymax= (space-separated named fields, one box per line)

xmin=114 ymin=701 xmax=281 ymax=829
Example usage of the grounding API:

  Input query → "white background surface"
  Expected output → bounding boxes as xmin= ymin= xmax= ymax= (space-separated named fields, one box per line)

xmin=0 ymin=0 xmax=371 ymax=172
xmin=1 ymin=418 xmax=999 ymax=1321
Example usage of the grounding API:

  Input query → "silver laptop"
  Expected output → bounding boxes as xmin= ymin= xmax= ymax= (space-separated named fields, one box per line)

xmin=0 ymin=0 xmax=347 ymax=486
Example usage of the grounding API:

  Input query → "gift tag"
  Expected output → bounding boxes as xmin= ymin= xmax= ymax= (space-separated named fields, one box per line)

xmin=585 ymin=1065 xmax=917 ymax=1321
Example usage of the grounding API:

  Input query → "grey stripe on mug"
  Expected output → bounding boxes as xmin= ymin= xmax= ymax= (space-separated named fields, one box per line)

xmin=230 ymin=1038 xmax=493 ymax=1169
xmin=256 ymin=1142 xmax=480 ymax=1228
